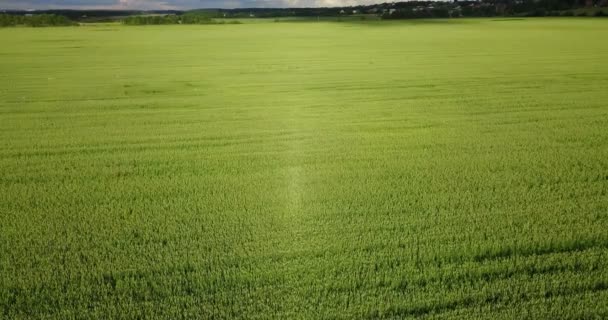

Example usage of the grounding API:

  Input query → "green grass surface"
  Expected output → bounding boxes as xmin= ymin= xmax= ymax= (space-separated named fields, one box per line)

xmin=1 ymin=18 xmax=608 ymax=319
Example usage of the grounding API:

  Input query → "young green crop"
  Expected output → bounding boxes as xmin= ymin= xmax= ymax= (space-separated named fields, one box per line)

xmin=1 ymin=19 xmax=607 ymax=319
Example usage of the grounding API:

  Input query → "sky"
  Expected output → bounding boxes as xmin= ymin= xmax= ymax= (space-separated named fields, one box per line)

xmin=0 ymin=0 xmax=387 ymax=10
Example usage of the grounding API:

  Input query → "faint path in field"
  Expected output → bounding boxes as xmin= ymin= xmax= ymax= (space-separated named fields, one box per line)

xmin=281 ymin=104 xmax=309 ymax=251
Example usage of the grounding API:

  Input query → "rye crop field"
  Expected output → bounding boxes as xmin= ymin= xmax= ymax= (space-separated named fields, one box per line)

xmin=1 ymin=18 xmax=607 ymax=319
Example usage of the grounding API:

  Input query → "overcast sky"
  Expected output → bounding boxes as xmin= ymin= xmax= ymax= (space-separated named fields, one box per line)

xmin=0 ymin=0 xmax=388 ymax=10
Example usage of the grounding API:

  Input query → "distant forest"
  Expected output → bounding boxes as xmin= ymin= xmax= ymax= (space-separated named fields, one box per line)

xmin=0 ymin=14 xmax=76 ymax=27
xmin=1 ymin=0 xmax=606 ymax=26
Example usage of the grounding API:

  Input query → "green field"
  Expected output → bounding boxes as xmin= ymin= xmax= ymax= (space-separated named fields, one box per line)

xmin=1 ymin=18 xmax=607 ymax=319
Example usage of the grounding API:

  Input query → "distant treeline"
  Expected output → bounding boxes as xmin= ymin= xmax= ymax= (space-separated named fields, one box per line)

xmin=180 ymin=0 xmax=607 ymax=19
xmin=122 ymin=13 xmax=241 ymax=25
xmin=382 ymin=0 xmax=608 ymax=19
xmin=1 ymin=10 xmax=180 ymax=22
xmin=1 ymin=0 xmax=606 ymax=25
xmin=0 ymin=14 xmax=76 ymax=27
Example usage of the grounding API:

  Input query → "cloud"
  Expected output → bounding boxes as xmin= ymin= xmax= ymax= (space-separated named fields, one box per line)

xmin=0 ymin=0 xmax=385 ymax=10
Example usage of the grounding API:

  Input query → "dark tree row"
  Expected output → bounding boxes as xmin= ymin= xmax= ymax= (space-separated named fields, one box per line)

xmin=2 ymin=0 xmax=606 ymax=25
xmin=383 ymin=0 xmax=607 ymax=19
xmin=0 ymin=14 xmax=76 ymax=27
xmin=122 ymin=13 xmax=242 ymax=25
